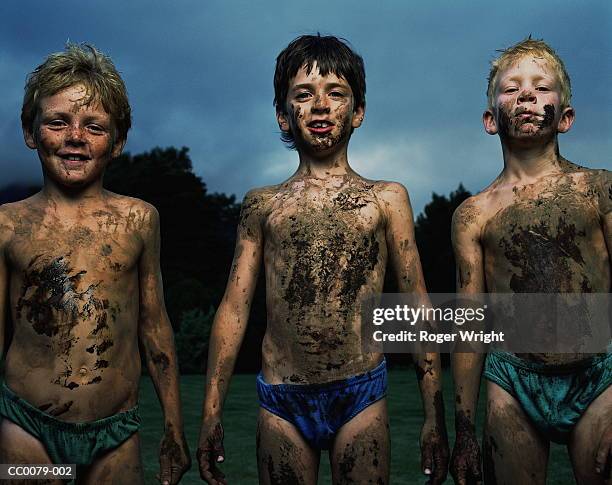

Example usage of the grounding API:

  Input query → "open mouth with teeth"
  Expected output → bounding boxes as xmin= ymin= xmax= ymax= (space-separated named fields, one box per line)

xmin=307 ymin=120 xmax=334 ymax=134
xmin=58 ymin=153 xmax=91 ymax=167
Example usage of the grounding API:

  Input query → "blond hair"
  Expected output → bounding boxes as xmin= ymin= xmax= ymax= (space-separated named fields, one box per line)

xmin=22 ymin=43 xmax=131 ymax=142
xmin=486 ymin=38 xmax=571 ymax=109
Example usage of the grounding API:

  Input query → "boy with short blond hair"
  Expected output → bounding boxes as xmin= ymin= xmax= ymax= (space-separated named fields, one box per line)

xmin=0 ymin=43 xmax=190 ymax=484
xmin=451 ymin=38 xmax=611 ymax=484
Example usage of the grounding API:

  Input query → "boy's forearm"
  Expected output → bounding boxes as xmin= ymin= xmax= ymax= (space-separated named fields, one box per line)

xmin=415 ymin=352 xmax=445 ymax=423
xmin=202 ymin=308 xmax=247 ymax=419
xmin=142 ymin=321 xmax=184 ymax=427
xmin=451 ymin=352 xmax=485 ymax=423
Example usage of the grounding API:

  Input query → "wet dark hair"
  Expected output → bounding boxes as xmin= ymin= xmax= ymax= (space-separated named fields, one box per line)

xmin=273 ymin=34 xmax=366 ymax=148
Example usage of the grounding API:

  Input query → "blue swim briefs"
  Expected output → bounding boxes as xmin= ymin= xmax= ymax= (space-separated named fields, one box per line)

xmin=256 ymin=359 xmax=387 ymax=450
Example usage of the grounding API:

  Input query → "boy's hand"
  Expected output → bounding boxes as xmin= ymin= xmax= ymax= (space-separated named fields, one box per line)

xmin=420 ymin=418 xmax=449 ymax=485
xmin=450 ymin=428 xmax=482 ymax=485
xmin=159 ymin=425 xmax=191 ymax=485
xmin=595 ymin=423 xmax=611 ymax=480
xmin=197 ymin=418 xmax=227 ymax=485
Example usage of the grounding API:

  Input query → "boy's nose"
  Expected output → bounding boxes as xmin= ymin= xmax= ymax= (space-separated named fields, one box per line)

xmin=66 ymin=125 xmax=85 ymax=144
xmin=312 ymin=95 xmax=330 ymax=113
xmin=517 ymin=90 xmax=537 ymax=104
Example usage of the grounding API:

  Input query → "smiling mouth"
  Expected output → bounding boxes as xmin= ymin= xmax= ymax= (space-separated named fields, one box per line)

xmin=59 ymin=153 xmax=90 ymax=161
xmin=307 ymin=121 xmax=334 ymax=134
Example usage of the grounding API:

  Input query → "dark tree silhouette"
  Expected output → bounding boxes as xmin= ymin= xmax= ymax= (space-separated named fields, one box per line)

xmin=104 ymin=147 xmax=264 ymax=372
xmin=415 ymin=184 xmax=471 ymax=293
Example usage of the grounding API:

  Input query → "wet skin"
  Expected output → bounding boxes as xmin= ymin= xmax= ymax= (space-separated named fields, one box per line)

xmin=451 ymin=56 xmax=612 ymax=484
xmin=0 ymin=85 xmax=189 ymax=484
xmin=199 ymin=64 xmax=448 ymax=484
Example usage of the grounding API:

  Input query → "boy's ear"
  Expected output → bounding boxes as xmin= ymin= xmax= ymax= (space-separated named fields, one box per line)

xmin=276 ymin=110 xmax=290 ymax=132
xmin=483 ymin=109 xmax=498 ymax=135
xmin=111 ymin=137 xmax=127 ymax=158
xmin=557 ymin=106 xmax=575 ymax=134
xmin=23 ymin=126 xmax=37 ymax=149
xmin=351 ymin=105 xmax=365 ymax=129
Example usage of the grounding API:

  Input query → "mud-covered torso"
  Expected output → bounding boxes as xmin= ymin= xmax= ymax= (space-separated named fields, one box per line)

xmin=2 ymin=195 xmax=147 ymax=421
xmin=257 ymin=176 xmax=388 ymax=384
xmin=480 ymin=166 xmax=611 ymax=364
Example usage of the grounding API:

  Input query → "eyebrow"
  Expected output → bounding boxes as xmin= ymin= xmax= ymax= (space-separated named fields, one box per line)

xmin=502 ymin=74 xmax=554 ymax=84
xmin=291 ymin=82 xmax=349 ymax=91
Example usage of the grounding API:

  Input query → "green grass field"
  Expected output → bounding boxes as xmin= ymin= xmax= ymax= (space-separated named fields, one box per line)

xmin=139 ymin=369 xmax=576 ymax=484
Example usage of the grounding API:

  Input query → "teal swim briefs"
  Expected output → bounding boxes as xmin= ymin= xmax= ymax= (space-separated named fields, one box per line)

xmin=483 ymin=351 xmax=612 ymax=444
xmin=0 ymin=383 xmax=140 ymax=465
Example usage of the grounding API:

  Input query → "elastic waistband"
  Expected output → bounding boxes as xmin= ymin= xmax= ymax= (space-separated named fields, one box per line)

xmin=257 ymin=359 xmax=386 ymax=393
xmin=489 ymin=351 xmax=611 ymax=375
xmin=1 ymin=383 xmax=139 ymax=432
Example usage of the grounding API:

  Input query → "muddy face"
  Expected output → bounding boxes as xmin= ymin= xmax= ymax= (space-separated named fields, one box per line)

xmin=491 ymin=56 xmax=565 ymax=141
xmin=283 ymin=62 xmax=361 ymax=155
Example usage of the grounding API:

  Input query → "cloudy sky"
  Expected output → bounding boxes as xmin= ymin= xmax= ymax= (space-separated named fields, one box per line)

xmin=1 ymin=0 xmax=610 ymax=215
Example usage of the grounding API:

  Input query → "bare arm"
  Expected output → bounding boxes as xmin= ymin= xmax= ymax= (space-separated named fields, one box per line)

xmin=0 ymin=210 xmax=13 ymax=361
xmin=137 ymin=204 xmax=190 ymax=485
xmin=198 ymin=189 xmax=265 ymax=484
xmin=450 ymin=197 xmax=486 ymax=484
xmin=381 ymin=183 xmax=448 ymax=484
xmin=594 ymin=170 xmax=612 ymax=479
xmin=596 ymin=170 xmax=612 ymax=260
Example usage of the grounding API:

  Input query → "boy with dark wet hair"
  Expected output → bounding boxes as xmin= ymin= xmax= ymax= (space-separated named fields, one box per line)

xmin=451 ymin=38 xmax=611 ymax=484
xmin=0 ymin=44 xmax=190 ymax=484
xmin=198 ymin=34 xmax=449 ymax=485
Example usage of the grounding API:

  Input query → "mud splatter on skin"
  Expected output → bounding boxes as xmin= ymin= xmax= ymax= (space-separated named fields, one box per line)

xmin=332 ymin=184 xmax=375 ymax=211
xmin=16 ymin=256 xmax=89 ymax=346
xmin=100 ymin=244 xmax=112 ymax=256
xmin=16 ymin=254 xmax=119 ymax=377
xmin=414 ymin=358 xmax=434 ymax=382
xmin=496 ymin=106 xmax=512 ymax=138
xmin=500 ymin=216 xmax=586 ymax=292
xmin=276 ymin=183 xmax=381 ymax=375
xmin=338 ymin=443 xmax=357 ymax=479
xmin=335 ymin=427 xmax=388 ymax=485
xmin=35 ymin=400 xmax=74 ymax=417
xmin=284 ymin=223 xmax=379 ymax=318
xmin=482 ymin=435 xmax=499 ymax=485
xmin=265 ymin=440 xmax=306 ymax=485
xmin=89 ymin=339 xmax=114 ymax=355
xmin=451 ymin=410 xmax=481 ymax=482
xmin=93 ymin=359 xmax=109 ymax=369
xmin=283 ymin=374 xmax=307 ymax=384
xmin=540 ymin=104 xmax=555 ymax=128
xmin=160 ymin=428 xmax=183 ymax=471
xmin=151 ymin=352 xmax=170 ymax=372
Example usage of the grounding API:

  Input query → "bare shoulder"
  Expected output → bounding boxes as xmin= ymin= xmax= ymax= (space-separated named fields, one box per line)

xmin=373 ymin=180 xmax=409 ymax=199
xmin=582 ymin=166 xmax=611 ymax=215
xmin=0 ymin=195 xmax=43 ymax=243
xmin=241 ymin=184 xmax=280 ymax=217
xmin=103 ymin=191 xmax=159 ymax=234
xmin=452 ymin=191 xmax=488 ymax=236
xmin=0 ymin=204 xmax=18 ymax=247
xmin=370 ymin=180 xmax=411 ymax=210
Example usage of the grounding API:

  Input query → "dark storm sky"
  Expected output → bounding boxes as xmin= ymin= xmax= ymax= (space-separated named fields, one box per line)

xmin=1 ymin=0 xmax=610 ymax=214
